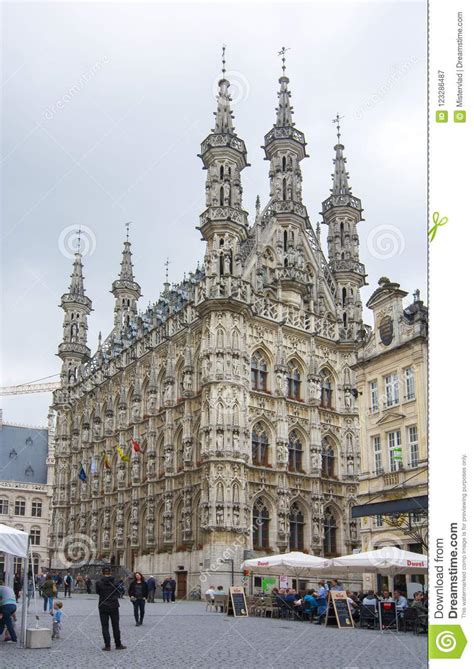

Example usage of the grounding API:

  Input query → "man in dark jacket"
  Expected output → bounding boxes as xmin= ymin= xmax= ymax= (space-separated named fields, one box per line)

xmin=95 ymin=566 xmax=127 ymax=651
xmin=147 ymin=576 xmax=156 ymax=603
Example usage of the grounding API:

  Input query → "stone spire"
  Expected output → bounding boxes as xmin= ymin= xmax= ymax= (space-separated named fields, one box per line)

xmin=198 ymin=47 xmax=249 ymax=275
xmin=321 ymin=117 xmax=366 ymax=340
xmin=275 ymin=48 xmax=294 ymax=128
xmin=57 ymin=234 xmax=93 ymax=389
xmin=68 ymin=251 xmax=86 ymax=297
xmin=263 ymin=48 xmax=307 ymax=209
xmin=112 ymin=223 xmax=141 ymax=333
xmin=214 ymin=46 xmax=235 ymax=135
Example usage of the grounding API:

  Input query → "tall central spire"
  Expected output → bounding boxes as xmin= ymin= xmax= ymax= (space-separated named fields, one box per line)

xmin=263 ymin=48 xmax=307 ymax=208
xmin=214 ymin=45 xmax=235 ymax=135
xmin=112 ymin=223 xmax=141 ymax=333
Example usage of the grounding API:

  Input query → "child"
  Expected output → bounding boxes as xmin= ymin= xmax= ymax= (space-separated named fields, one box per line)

xmin=50 ymin=600 xmax=63 ymax=639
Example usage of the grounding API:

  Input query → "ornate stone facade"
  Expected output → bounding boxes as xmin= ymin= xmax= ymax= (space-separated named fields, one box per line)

xmin=49 ymin=58 xmax=369 ymax=593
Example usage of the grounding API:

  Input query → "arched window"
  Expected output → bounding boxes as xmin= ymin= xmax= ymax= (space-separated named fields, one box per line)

xmin=251 ymin=351 xmax=268 ymax=392
xmin=220 ymin=165 xmax=224 ymax=180
xmin=15 ymin=498 xmax=26 ymax=516
xmin=321 ymin=370 xmax=333 ymax=409
xmin=284 ymin=230 xmax=288 ymax=251
xmin=288 ymin=431 xmax=303 ymax=472
xmin=253 ymin=499 xmax=270 ymax=549
xmin=282 ymin=156 xmax=287 ymax=172
xmin=0 ymin=497 xmax=8 ymax=515
xmin=252 ymin=423 xmax=269 ymax=466
xmin=289 ymin=503 xmax=304 ymax=550
xmin=32 ymin=554 xmax=40 ymax=575
xmin=220 ymin=186 xmax=224 ymax=206
xmin=321 ymin=439 xmax=335 ymax=478
xmin=30 ymin=527 xmax=41 ymax=546
xmin=323 ymin=510 xmax=338 ymax=556
xmin=287 ymin=362 xmax=301 ymax=400
xmin=282 ymin=178 xmax=287 ymax=201
xmin=32 ymin=499 xmax=43 ymax=517
xmin=342 ymin=287 xmax=347 ymax=306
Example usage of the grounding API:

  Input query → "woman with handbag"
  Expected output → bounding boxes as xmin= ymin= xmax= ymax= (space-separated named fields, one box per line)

xmin=128 ymin=572 xmax=148 ymax=626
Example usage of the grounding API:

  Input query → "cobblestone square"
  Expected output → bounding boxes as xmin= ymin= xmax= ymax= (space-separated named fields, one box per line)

xmin=6 ymin=594 xmax=427 ymax=669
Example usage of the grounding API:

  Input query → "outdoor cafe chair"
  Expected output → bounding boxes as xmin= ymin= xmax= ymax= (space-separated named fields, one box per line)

xmin=359 ymin=604 xmax=378 ymax=629
xmin=205 ymin=593 xmax=216 ymax=612
xmin=213 ymin=593 xmax=228 ymax=613
xmin=401 ymin=607 xmax=425 ymax=634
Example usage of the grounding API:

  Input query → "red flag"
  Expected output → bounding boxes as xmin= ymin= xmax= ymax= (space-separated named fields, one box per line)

xmin=132 ymin=438 xmax=141 ymax=453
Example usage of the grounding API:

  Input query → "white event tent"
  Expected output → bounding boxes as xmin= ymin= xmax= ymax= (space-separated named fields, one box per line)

xmin=0 ymin=523 xmax=30 ymax=647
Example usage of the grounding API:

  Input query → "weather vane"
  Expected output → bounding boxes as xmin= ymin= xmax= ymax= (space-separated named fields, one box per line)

xmin=278 ymin=46 xmax=290 ymax=75
xmin=221 ymin=44 xmax=226 ymax=77
xmin=125 ymin=221 xmax=132 ymax=241
xmin=332 ymin=113 xmax=344 ymax=143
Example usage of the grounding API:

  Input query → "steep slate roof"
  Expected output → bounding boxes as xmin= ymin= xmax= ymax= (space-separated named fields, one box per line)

xmin=0 ymin=424 xmax=48 ymax=484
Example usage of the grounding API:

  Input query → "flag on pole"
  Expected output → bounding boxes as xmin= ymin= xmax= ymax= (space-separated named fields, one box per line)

xmin=103 ymin=453 xmax=111 ymax=469
xmin=78 ymin=466 xmax=87 ymax=482
xmin=116 ymin=445 xmax=130 ymax=462
xmin=132 ymin=438 xmax=141 ymax=453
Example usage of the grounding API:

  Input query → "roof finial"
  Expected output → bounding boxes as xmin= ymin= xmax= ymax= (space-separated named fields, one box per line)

xmin=332 ymin=113 xmax=344 ymax=144
xmin=413 ymin=288 xmax=420 ymax=303
xmin=76 ymin=227 xmax=82 ymax=254
xmin=221 ymin=44 xmax=226 ymax=78
xmin=125 ymin=221 xmax=132 ymax=241
xmin=278 ymin=46 xmax=290 ymax=76
xmin=164 ymin=257 xmax=170 ymax=283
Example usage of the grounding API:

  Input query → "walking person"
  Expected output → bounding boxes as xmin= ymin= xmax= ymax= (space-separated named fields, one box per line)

xmin=41 ymin=574 xmax=55 ymax=612
xmin=85 ymin=575 xmax=92 ymax=594
xmin=27 ymin=576 xmax=35 ymax=607
xmin=0 ymin=580 xmax=18 ymax=643
xmin=128 ymin=572 xmax=148 ymax=626
xmin=169 ymin=576 xmax=177 ymax=602
xmin=161 ymin=577 xmax=172 ymax=603
xmin=96 ymin=565 xmax=127 ymax=652
xmin=147 ymin=575 xmax=156 ymax=603
xmin=64 ymin=572 xmax=73 ymax=598
xmin=13 ymin=574 xmax=22 ymax=603
xmin=50 ymin=600 xmax=64 ymax=639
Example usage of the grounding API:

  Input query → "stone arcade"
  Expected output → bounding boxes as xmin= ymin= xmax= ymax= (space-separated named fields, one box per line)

xmin=50 ymin=55 xmax=369 ymax=594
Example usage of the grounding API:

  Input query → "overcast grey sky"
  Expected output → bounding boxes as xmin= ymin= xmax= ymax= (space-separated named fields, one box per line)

xmin=1 ymin=1 xmax=427 ymax=426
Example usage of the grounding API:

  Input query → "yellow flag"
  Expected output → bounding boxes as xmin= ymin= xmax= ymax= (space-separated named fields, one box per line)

xmin=116 ymin=445 xmax=130 ymax=462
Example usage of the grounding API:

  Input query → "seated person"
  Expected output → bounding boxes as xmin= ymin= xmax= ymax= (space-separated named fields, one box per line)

xmin=393 ymin=590 xmax=408 ymax=612
xmin=205 ymin=585 xmax=216 ymax=601
xmin=303 ymin=589 xmax=318 ymax=620
xmin=411 ymin=591 xmax=427 ymax=612
xmin=362 ymin=590 xmax=379 ymax=606
xmin=346 ymin=590 xmax=360 ymax=622
xmin=330 ymin=579 xmax=344 ymax=592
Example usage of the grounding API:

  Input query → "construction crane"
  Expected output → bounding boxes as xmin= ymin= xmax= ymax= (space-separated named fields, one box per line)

xmin=0 ymin=375 xmax=60 ymax=396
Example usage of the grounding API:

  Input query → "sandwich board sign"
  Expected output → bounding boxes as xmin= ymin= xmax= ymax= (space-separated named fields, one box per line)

xmin=325 ymin=590 xmax=354 ymax=628
xmin=227 ymin=586 xmax=248 ymax=617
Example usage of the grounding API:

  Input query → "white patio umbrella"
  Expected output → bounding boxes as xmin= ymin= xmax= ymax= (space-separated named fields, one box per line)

xmin=241 ymin=551 xmax=332 ymax=591
xmin=330 ymin=547 xmax=428 ymax=576
xmin=0 ymin=523 xmax=30 ymax=647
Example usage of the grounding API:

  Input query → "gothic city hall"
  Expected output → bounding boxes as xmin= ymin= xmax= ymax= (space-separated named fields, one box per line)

xmin=50 ymin=58 xmax=381 ymax=593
